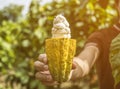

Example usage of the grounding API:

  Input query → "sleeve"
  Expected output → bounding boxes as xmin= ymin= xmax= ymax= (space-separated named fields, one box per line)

xmin=84 ymin=31 xmax=103 ymax=53
xmin=109 ymin=26 xmax=120 ymax=40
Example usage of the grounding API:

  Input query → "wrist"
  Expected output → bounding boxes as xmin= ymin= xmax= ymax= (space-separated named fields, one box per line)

xmin=73 ymin=57 xmax=90 ymax=77
xmin=69 ymin=63 xmax=83 ymax=81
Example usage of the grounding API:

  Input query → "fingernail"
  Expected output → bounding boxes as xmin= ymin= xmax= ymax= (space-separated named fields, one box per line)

xmin=43 ymin=57 xmax=47 ymax=64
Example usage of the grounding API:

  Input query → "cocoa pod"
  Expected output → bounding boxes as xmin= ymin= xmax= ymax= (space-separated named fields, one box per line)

xmin=45 ymin=38 xmax=76 ymax=83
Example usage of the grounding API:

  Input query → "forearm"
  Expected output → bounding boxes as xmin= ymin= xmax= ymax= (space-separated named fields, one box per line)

xmin=77 ymin=45 xmax=99 ymax=68
xmin=73 ymin=43 xmax=99 ymax=78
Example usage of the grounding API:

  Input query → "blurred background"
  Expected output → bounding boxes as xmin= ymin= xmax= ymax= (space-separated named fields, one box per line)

xmin=0 ymin=0 xmax=118 ymax=89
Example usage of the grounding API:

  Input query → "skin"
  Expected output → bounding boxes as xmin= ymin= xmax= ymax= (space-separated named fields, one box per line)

xmin=34 ymin=54 xmax=77 ymax=85
xmin=34 ymin=45 xmax=99 ymax=86
xmin=34 ymin=0 xmax=120 ymax=86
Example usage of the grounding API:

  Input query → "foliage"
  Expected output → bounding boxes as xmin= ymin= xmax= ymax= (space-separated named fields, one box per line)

xmin=0 ymin=4 xmax=23 ymax=24
xmin=0 ymin=19 xmax=46 ymax=89
xmin=0 ymin=0 xmax=117 ymax=89
xmin=39 ymin=0 xmax=117 ymax=54
xmin=110 ymin=34 xmax=120 ymax=87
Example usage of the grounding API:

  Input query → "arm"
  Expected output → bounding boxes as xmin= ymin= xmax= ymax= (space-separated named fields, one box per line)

xmin=34 ymin=44 xmax=100 ymax=85
xmin=114 ymin=22 xmax=120 ymax=32
xmin=70 ymin=43 xmax=100 ymax=80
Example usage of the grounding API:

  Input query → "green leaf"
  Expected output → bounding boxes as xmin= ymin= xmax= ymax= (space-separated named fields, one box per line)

xmin=22 ymin=39 xmax=30 ymax=47
xmin=20 ymin=75 xmax=29 ymax=84
xmin=110 ymin=34 xmax=120 ymax=86
xmin=1 ymin=57 xmax=8 ymax=63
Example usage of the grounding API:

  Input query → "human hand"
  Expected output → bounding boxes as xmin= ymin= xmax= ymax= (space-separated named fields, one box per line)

xmin=34 ymin=54 xmax=58 ymax=86
xmin=34 ymin=54 xmax=78 ymax=86
xmin=70 ymin=57 xmax=84 ymax=81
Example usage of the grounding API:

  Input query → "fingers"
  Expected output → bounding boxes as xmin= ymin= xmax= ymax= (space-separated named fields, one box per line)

xmin=35 ymin=71 xmax=53 ymax=82
xmin=68 ymin=70 xmax=74 ymax=81
xmin=34 ymin=61 xmax=48 ymax=71
xmin=35 ymin=69 xmax=58 ymax=86
xmin=35 ymin=54 xmax=58 ymax=86
xmin=38 ymin=54 xmax=47 ymax=64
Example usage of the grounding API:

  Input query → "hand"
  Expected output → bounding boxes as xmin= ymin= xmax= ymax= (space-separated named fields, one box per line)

xmin=34 ymin=54 xmax=78 ymax=86
xmin=34 ymin=54 xmax=58 ymax=86
xmin=70 ymin=57 xmax=84 ymax=81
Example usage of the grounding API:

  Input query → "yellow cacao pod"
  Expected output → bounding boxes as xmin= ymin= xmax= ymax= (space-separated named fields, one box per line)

xmin=45 ymin=38 xmax=76 ymax=83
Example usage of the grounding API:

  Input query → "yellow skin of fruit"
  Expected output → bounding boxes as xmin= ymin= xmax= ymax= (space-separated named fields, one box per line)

xmin=45 ymin=38 xmax=76 ymax=83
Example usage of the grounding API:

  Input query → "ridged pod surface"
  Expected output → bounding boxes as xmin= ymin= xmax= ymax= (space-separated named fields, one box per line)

xmin=45 ymin=38 xmax=76 ymax=83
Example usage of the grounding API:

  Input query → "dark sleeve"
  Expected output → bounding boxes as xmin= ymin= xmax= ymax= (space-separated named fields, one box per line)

xmin=85 ymin=31 xmax=103 ymax=53
xmin=108 ymin=26 xmax=120 ymax=40
xmin=84 ymin=26 xmax=120 ymax=53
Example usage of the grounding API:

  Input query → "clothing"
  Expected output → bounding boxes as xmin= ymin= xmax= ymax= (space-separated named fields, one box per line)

xmin=85 ymin=26 xmax=120 ymax=89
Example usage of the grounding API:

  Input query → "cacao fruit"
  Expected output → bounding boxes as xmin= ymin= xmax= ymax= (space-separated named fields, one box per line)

xmin=45 ymin=38 xmax=76 ymax=83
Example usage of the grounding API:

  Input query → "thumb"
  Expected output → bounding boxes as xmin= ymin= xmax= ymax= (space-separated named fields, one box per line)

xmin=72 ymin=61 xmax=77 ymax=69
